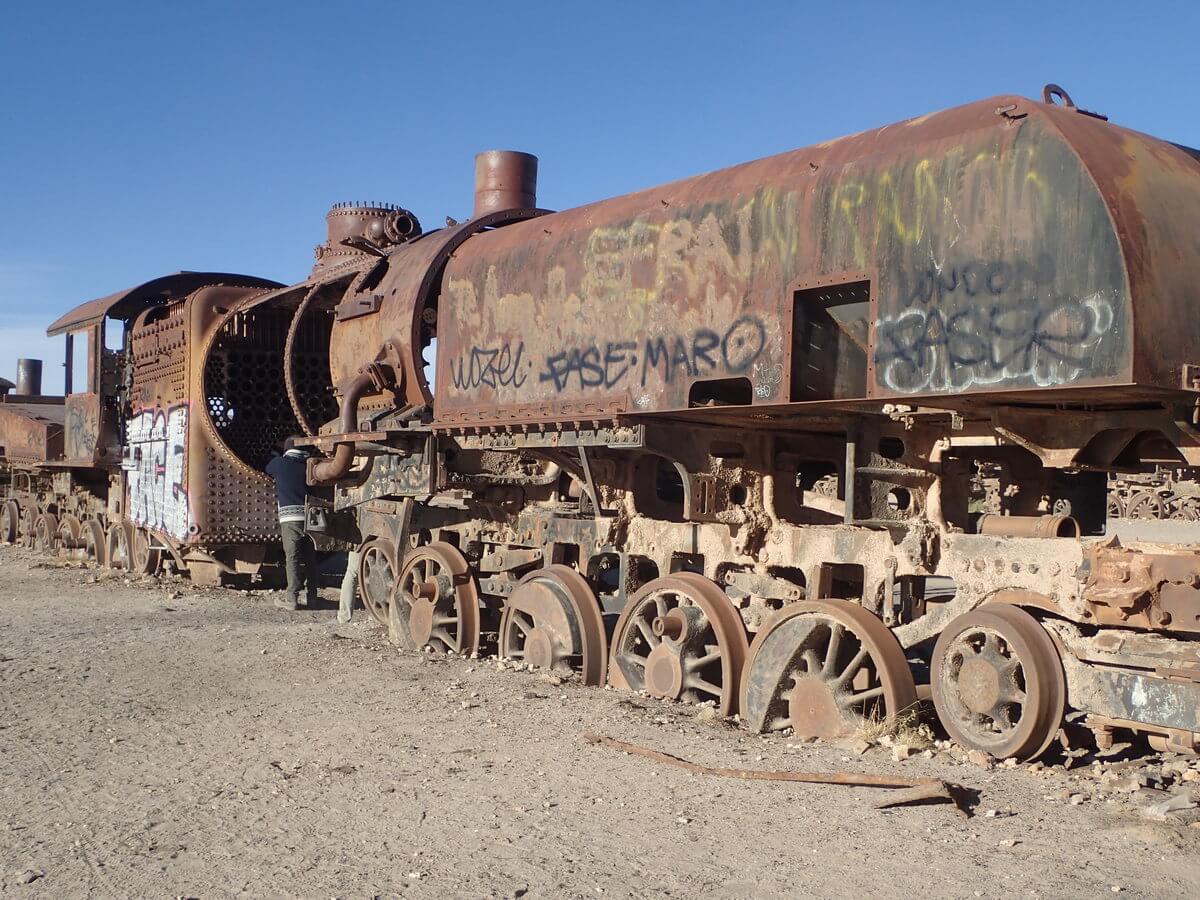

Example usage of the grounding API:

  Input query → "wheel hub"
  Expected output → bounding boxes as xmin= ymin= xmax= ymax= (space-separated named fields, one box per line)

xmin=523 ymin=627 xmax=557 ymax=669
xmin=408 ymin=586 xmax=438 ymax=646
xmin=787 ymin=677 xmax=845 ymax=740
xmin=957 ymin=657 xmax=1002 ymax=715
xmin=652 ymin=608 xmax=687 ymax=641
xmin=645 ymin=642 xmax=684 ymax=699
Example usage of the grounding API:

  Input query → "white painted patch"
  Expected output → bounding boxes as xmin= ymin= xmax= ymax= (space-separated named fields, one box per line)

xmin=127 ymin=405 xmax=190 ymax=540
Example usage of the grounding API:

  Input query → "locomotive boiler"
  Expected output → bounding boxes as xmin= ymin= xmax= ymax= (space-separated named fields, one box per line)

xmin=293 ymin=85 xmax=1200 ymax=760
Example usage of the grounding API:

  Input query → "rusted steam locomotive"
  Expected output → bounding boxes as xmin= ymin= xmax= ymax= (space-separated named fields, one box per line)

xmin=0 ymin=271 xmax=333 ymax=583
xmin=4 ymin=85 xmax=1200 ymax=761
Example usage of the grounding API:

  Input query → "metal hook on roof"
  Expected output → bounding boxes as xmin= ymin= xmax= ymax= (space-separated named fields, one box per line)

xmin=1042 ymin=83 xmax=1075 ymax=108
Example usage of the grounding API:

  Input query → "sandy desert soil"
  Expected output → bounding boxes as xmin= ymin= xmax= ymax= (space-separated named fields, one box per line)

xmin=0 ymin=543 xmax=1198 ymax=899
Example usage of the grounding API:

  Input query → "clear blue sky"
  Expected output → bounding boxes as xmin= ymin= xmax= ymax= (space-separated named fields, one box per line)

xmin=2 ymin=0 xmax=1197 ymax=391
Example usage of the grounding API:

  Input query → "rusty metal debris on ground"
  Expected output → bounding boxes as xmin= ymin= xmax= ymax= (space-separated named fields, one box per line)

xmin=582 ymin=732 xmax=966 ymax=813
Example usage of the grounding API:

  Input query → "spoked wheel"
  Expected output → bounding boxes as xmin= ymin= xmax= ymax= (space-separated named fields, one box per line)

xmin=499 ymin=565 xmax=608 ymax=685
xmin=931 ymin=604 xmax=1065 ymax=761
xmin=740 ymin=599 xmax=917 ymax=739
xmin=389 ymin=542 xmax=480 ymax=654
xmin=20 ymin=508 xmax=34 ymax=547
xmin=82 ymin=519 xmax=107 ymax=566
xmin=1125 ymin=491 xmax=1164 ymax=520
xmin=130 ymin=528 xmax=162 ymax=576
xmin=32 ymin=514 xmax=58 ymax=554
xmin=1169 ymin=497 xmax=1200 ymax=521
xmin=57 ymin=515 xmax=83 ymax=560
xmin=0 ymin=500 xmax=18 ymax=544
xmin=1106 ymin=493 xmax=1125 ymax=520
xmin=357 ymin=538 xmax=398 ymax=628
xmin=607 ymin=573 xmax=748 ymax=716
xmin=105 ymin=522 xmax=132 ymax=570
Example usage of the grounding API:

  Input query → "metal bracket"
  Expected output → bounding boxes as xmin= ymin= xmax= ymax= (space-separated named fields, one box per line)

xmin=577 ymin=446 xmax=601 ymax=515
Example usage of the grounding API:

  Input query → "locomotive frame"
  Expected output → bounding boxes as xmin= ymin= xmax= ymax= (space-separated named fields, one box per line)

xmin=4 ymin=86 xmax=1200 ymax=763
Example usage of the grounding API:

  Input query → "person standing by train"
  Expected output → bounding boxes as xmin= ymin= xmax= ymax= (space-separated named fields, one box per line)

xmin=265 ymin=437 xmax=319 ymax=611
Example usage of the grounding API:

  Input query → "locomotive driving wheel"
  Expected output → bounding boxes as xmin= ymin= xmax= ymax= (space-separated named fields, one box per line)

xmin=357 ymin=539 xmax=398 ymax=628
xmin=1106 ymin=493 xmax=1125 ymax=520
xmin=82 ymin=519 xmax=106 ymax=566
xmin=931 ymin=604 xmax=1065 ymax=761
xmin=21 ymin=507 xmax=36 ymax=547
xmin=389 ymin=542 xmax=480 ymax=655
xmin=740 ymin=599 xmax=917 ymax=739
xmin=607 ymin=573 xmax=748 ymax=716
xmin=0 ymin=500 xmax=18 ymax=544
xmin=57 ymin=515 xmax=83 ymax=560
xmin=32 ymin=514 xmax=58 ymax=554
xmin=105 ymin=522 xmax=132 ymax=570
xmin=1169 ymin=496 xmax=1200 ymax=521
xmin=1125 ymin=491 xmax=1164 ymax=520
xmin=499 ymin=565 xmax=608 ymax=685
xmin=130 ymin=528 xmax=162 ymax=576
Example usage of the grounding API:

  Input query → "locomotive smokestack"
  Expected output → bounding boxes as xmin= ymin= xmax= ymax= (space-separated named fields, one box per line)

xmin=15 ymin=359 xmax=42 ymax=396
xmin=473 ymin=150 xmax=538 ymax=218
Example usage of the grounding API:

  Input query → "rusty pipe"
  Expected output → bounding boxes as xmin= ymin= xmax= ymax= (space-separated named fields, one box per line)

xmin=976 ymin=514 xmax=1080 ymax=539
xmin=307 ymin=368 xmax=381 ymax=485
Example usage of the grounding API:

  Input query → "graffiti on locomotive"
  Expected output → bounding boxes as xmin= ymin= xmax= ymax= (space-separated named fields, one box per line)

xmin=127 ymin=404 xmax=190 ymax=540
xmin=874 ymin=252 xmax=1120 ymax=394
xmin=446 ymin=199 xmax=779 ymax=402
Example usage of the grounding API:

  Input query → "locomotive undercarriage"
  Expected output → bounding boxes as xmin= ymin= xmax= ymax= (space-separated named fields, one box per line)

xmin=333 ymin=411 xmax=1200 ymax=763
xmin=0 ymin=463 xmax=285 ymax=584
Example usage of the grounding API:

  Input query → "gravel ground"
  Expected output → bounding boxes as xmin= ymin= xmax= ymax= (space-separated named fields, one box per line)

xmin=0 ymin=543 xmax=1198 ymax=899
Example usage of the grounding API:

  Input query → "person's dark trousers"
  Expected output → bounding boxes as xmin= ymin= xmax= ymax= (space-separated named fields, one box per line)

xmin=280 ymin=521 xmax=319 ymax=606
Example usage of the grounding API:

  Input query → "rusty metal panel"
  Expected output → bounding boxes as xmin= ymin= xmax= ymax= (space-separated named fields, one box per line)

xmin=0 ymin=406 xmax=62 ymax=463
xmin=432 ymin=95 xmax=1147 ymax=425
xmin=1045 ymin=106 xmax=1200 ymax=391
xmin=63 ymin=393 xmax=101 ymax=464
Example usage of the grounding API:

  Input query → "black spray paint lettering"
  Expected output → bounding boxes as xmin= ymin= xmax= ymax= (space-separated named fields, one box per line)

xmin=450 ymin=342 xmax=528 ymax=391
xmin=896 ymin=253 xmax=1056 ymax=307
xmin=540 ymin=341 xmax=638 ymax=392
xmin=538 ymin=316 xmax=766 ymax=393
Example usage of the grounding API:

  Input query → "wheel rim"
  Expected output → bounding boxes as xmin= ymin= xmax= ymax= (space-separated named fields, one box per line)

xmin=358 ymin=539 xmax=398 ymax=628
xmin=83 ymin=520 xmax=106 ymax=566
xmin=499 ymin=565 xmax=608 ymax=685
xmin=105 ymin=523 xmax=130 ymax=570
xmin=1106 ymin=493 xmax=1125 ymax=519
xmin=33 ymin=514 xmax=58 ymax=554
xmin=1169 ymin=497 xmax=1200 ymax=521
xmin=390 ymin=542 xmax=480 ymax=654
xmin=0 ymin=501 xmax=17 ymax=544
xmin=21 ymin=508 xmax=36 ymax=547
xmin=741 ymin=599 xmax=917 ymax=738
xmin=931 ymin=603 xmax=1065 ymax=761
xmin=607 ymin=572 xmax=748 ymax=716
xmin=1125 ymin=491 xmax=1163 ymax=520
xmin=58 ymin=515 xmax=83 ymax=559
xmin=130 ymin=528 xmax=161 ymax=575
